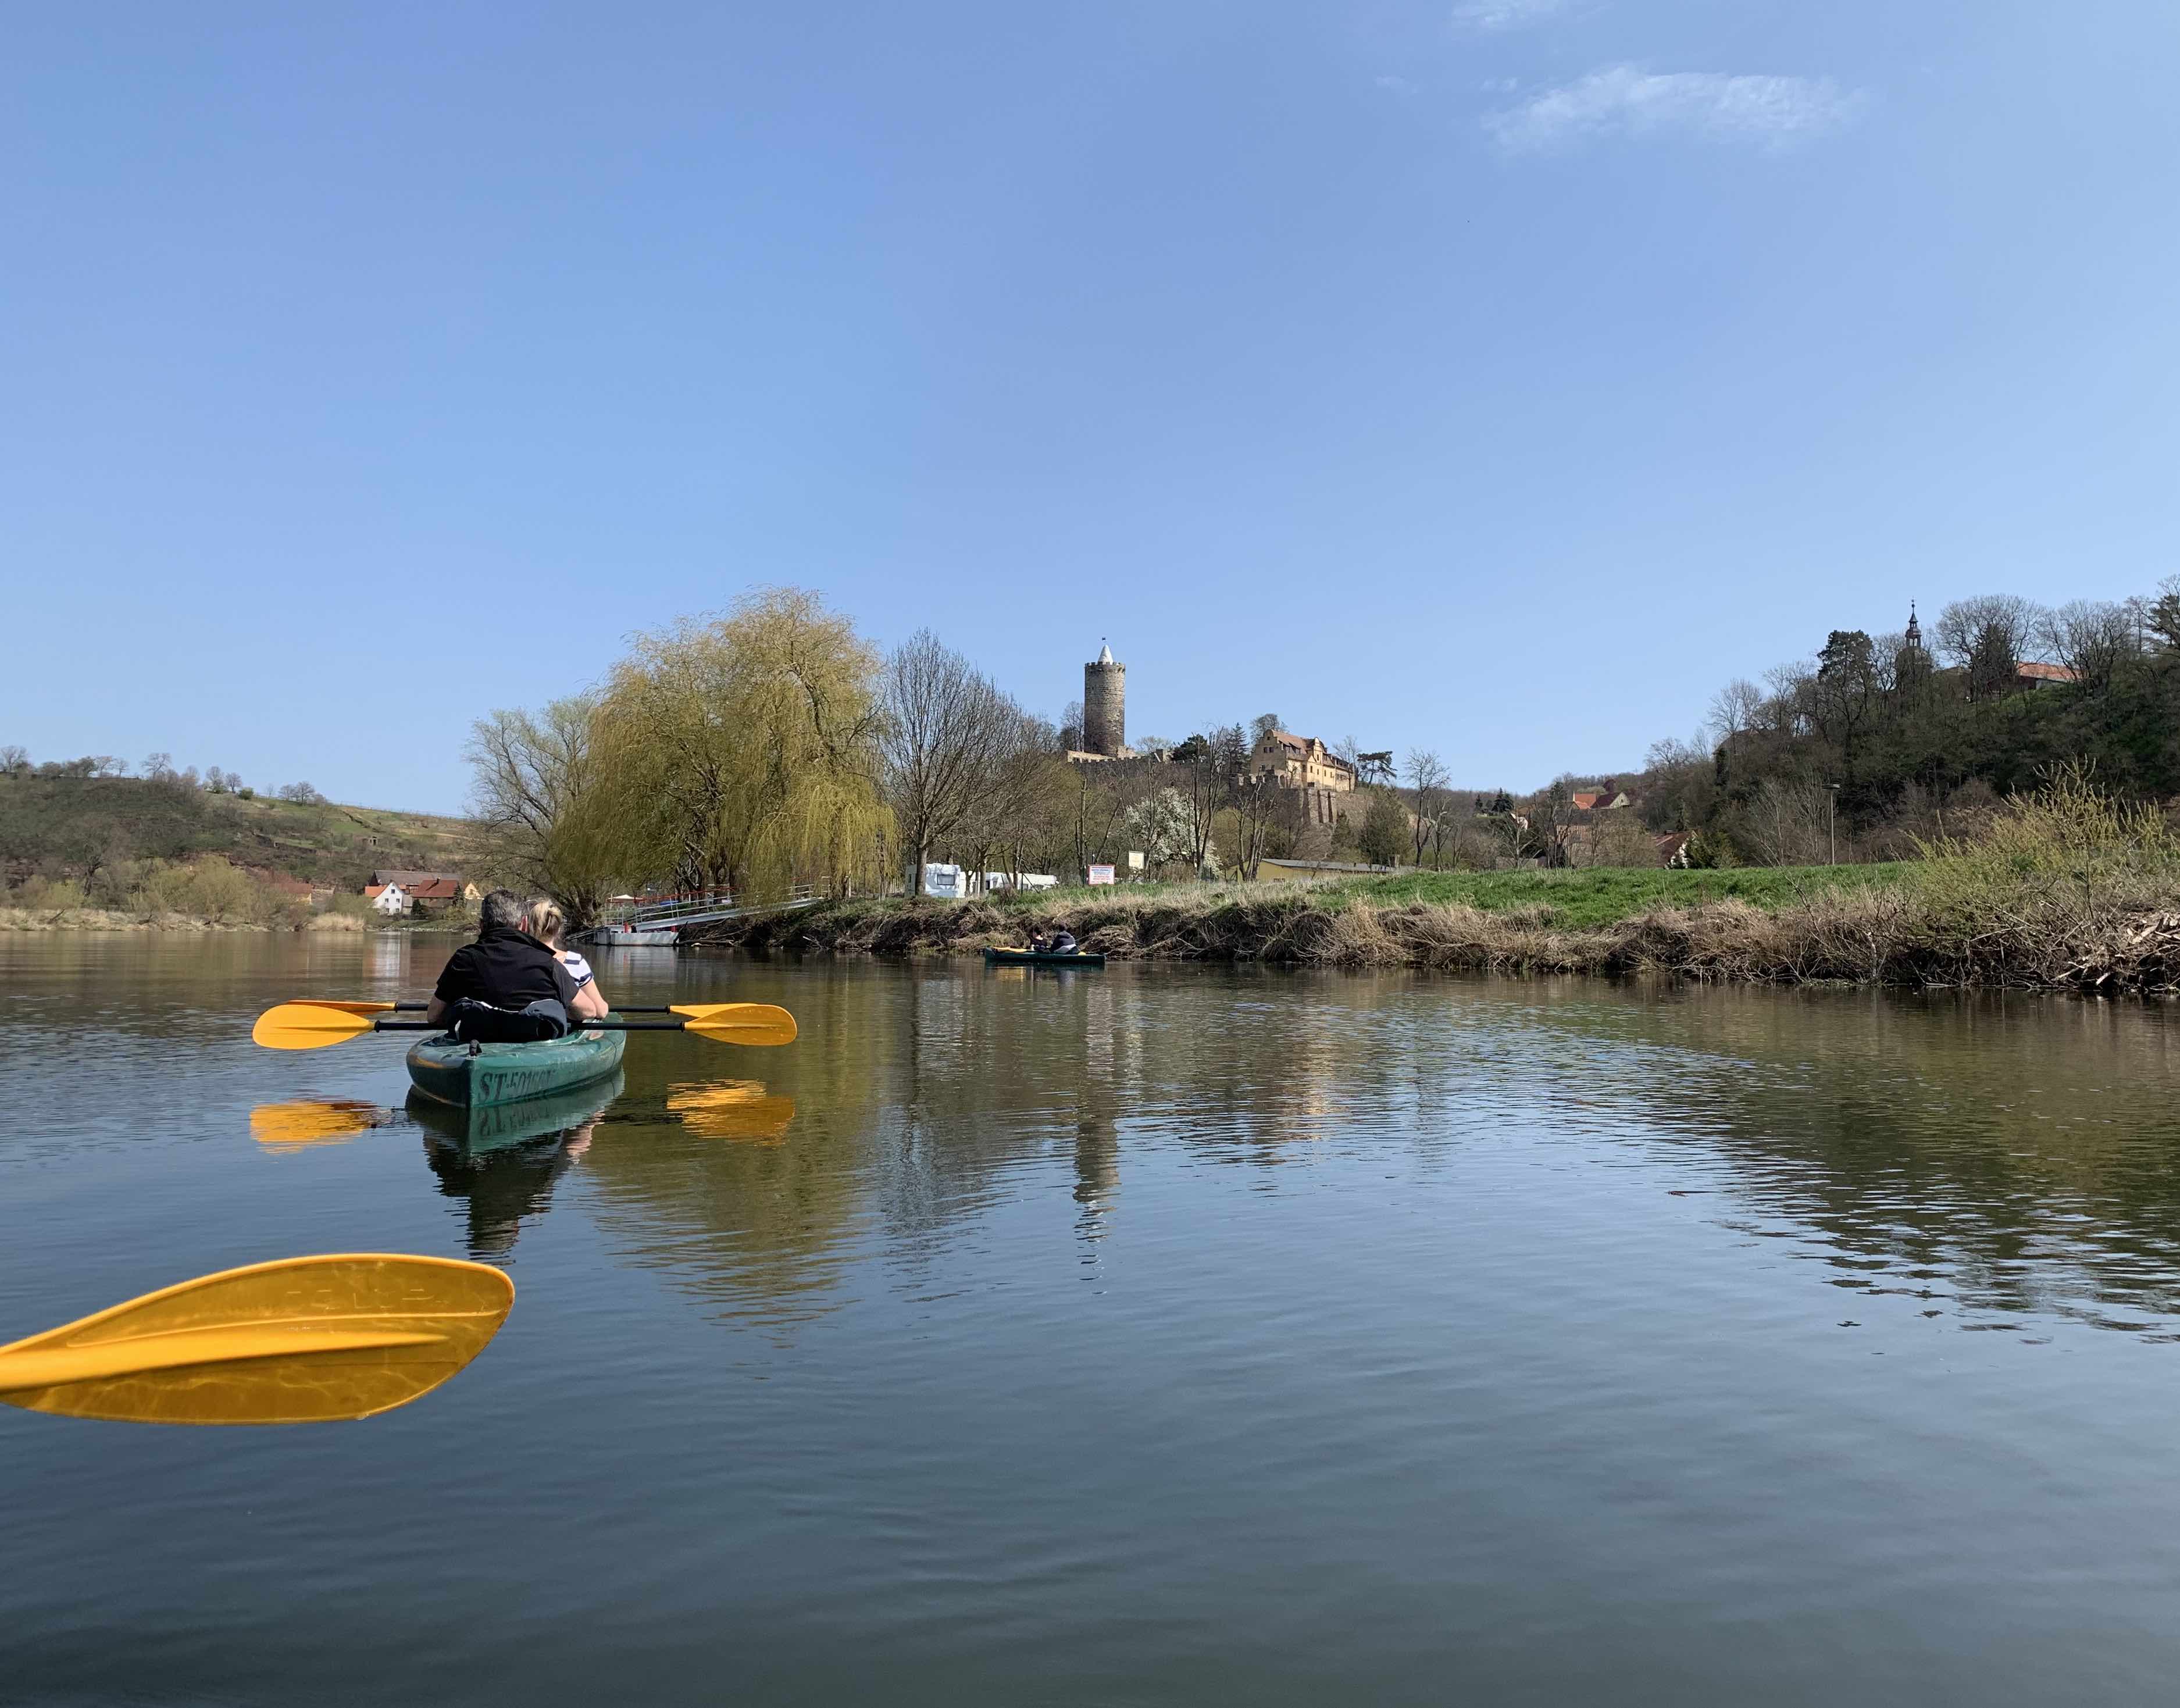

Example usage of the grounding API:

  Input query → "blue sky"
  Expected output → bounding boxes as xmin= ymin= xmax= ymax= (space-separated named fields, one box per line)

xmin=6 ymin=2 xmax=2174 ymax=812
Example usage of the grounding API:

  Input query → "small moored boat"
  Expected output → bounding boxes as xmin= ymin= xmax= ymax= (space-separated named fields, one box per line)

xmin=982 ymin=947 xmax=1106 ymax=968
xmin=406 ymin=1026 xmax=629 ymax=1109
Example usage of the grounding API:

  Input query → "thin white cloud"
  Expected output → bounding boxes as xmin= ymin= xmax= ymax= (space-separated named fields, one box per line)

xmin=1375 ymin=74 xmax=1416 ymax=93
xmin=1455 ymin=0 xmax=1571 ymax=30
xmin=1486 ymin=65 xmax=1866 ymax=152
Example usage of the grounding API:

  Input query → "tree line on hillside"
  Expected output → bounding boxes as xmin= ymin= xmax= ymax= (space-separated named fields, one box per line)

xmin=468 ymin=590 xmax=1443 ymax=919
xmin=0 ymin=749 xmax=431 ymax=900
xmin=1612 ymin=582 xmax=2180 ymax=865
xmin=0 ymin=745 xmax=326 ymax=803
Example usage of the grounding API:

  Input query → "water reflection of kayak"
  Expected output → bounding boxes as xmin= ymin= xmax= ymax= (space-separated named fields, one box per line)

xmin=406 ymin=1027 xmax=627 ymax=1108
xmin=412 ymin=1075 xmax=623 ymax=1261
xmin=408 ymin=1073 xmax=625 ymax=1157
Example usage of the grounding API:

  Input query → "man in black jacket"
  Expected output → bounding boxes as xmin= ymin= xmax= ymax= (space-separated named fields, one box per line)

xmin=424 ymin=889 xmax=609 ymax=1040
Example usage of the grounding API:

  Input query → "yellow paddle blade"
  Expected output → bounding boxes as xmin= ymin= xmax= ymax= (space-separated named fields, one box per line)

xmin=673 ymin=1003 xmax=798 ymax=1046
xmin=251 ymin=1099 xmax=390 ymax=1150
xmin=288 ymin=1000 xmax=398 ymax=1016
xmin=666 ymin=1081 xmax=798 ymax=1143
xmin=0 ymin=1254 xmax=513 ymax=1426
xmin=252 ymin=1002 xmax=379 ymax=1050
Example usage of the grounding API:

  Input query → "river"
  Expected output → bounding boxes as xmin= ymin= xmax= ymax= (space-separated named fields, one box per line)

xmin=3 ymin=933 xmax=2177 ymax=1704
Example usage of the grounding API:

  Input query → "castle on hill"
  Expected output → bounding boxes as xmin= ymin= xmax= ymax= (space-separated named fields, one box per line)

xmin=1065 ymin=640 xmax=1357 ymax=826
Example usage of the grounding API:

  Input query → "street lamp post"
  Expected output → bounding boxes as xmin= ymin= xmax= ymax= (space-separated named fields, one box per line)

xmin=1829 ymin=784 xmax=1841 ymax=866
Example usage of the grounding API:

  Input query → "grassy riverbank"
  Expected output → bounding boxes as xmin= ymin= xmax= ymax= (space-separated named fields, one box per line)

xmin=696 ymin=781 xmax=2179 ymax=992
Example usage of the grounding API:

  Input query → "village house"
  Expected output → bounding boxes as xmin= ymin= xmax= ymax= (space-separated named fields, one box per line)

xmin=368 ymin=883 xmax=409 ymax=917
xmin=367 ymin=870 xmax=477 ymax=915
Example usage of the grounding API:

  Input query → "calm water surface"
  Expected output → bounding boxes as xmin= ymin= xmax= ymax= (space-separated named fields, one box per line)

xmin=3 ymin=934 xmax=2179 ymax=1704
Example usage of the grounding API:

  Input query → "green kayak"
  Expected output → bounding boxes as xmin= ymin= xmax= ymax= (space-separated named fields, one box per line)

xmin=406 ymin=1026 xmax=628 ymax=1109
xmin=983 ymin=947 xmax=1105 ymax=968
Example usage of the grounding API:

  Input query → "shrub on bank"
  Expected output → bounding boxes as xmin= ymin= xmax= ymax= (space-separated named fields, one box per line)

xmin=2 ymin=855 xmax=316 ymax=929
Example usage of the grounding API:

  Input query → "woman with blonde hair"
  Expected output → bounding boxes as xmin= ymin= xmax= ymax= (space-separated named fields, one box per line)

xmin=527 ymin=897 xmax=604 ymax=1007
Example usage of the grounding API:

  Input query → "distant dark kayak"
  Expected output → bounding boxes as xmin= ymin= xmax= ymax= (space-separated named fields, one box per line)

xmin=983 ymin=947 xmax=1106 ymax=968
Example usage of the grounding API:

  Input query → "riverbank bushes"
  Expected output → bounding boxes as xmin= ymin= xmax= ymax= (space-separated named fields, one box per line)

xmin=0 ymin=857 xmax=347 ymax=931
xmin=693 ymin=777 xmax=2180 ymax=993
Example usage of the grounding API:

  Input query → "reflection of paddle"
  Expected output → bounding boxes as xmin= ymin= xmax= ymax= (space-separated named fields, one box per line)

xmin=0 ymin=1254 xmax=513 ymax=1425
xmin=667 ymin=1081 xmax=798 ymax=1144
xmin=251 ymin=1099 xmax=390 ymax=1149
xmin=253 ymin=1001 xmax=797 ymax=1052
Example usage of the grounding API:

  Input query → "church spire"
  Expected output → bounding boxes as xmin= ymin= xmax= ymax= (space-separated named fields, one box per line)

xmin=1904 ymin=601 xmax=1923 ymax=649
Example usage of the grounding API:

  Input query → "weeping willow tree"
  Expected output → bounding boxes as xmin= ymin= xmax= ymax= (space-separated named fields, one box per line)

xmin=466 ymin=692 xmax=625 ymax=922
xmin=590 ymin=590 xmax=891 ymax=900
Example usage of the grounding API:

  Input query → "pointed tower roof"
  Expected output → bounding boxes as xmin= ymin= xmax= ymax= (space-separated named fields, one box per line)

xmin=1096 ymin=640 xmax=1115 ymax=665
xmin=1904 ymin=601 xmax=1924 ymax=647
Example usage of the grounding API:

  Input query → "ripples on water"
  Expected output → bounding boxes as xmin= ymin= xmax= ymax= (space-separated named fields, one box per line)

xmin=3 ymin=935 xmax=2180 ymax=1705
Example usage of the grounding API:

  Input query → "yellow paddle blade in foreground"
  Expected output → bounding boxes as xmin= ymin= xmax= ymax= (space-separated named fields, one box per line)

xmin=674 ymin=1003 xmax=798 ymax=1046
xmin=288 ymin=999 xmax=399 ymax=1016
xmin=0 ymin=1254 xmax=513 ymax=1427
xmin=667 ymin=1081 xmax=798 ymax=1143
xmin=253 ymin=1001 xmax=377 ymax=1050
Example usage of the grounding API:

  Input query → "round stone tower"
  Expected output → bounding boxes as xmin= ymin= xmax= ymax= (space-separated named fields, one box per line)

xmin=1083 ymin=641 xmax=1126 ymax=757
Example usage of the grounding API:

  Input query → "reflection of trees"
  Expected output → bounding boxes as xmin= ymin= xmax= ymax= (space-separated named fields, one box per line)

xmin=573 ymin=970 xmax=899 ymax=1331
xmin=573 ymin=966 xmax=1161 ymax=1324
xmin=1488 ymin=982 xmax=2180 ymax=1334
xmin=545 ymin=960 xmax=2180 ymax=1343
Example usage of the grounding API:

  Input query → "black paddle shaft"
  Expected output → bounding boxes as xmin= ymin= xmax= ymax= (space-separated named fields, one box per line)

xmin=370 ymin=1018 xmax=690 ymax=1033
xmin=388 ymin=1002 xmax=686 ymax=1016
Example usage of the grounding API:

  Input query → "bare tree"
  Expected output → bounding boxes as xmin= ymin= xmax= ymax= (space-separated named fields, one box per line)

xmin=1732 ymin=778 xmax=1832 ymax=866
xmin=1935 ymin=594 xmax=2044 ymax=700
xmin=956 ymin=712 xmax=1067 ymax=891
xmin=1404 ymin=749 xmax=1448 ymax=867
xmin=1166 ymin=726 xmax=1247 ymax=875
xmin=1760 ymin=662 xmax=1815 ymax=736
xmin=879 ymin=630 xmax=1016 ymax=897
xmin=1529 ymin=776 xmax=1583 ymax=868
xmin=467 ymin=693 xmax=620 ymax=920
xmin=1069 ymin=764 xmax=1133 ymax=880
xmin=1250 ymin=712 xmax=1282 ymax=744
xmin=1230 ymin=771 xmax=1281 ymax=879
xmin=1709 ymin=679 xmax=1765 ymax=743
xmin=2040 ymin=599 xmax=2135 ymax=694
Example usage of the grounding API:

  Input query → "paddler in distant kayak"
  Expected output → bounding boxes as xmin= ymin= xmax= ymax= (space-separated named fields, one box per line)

xmin=423 ymin=889 xmax=609 ymax=1042
xmin=1030 ymin=928 xmax=1079 ymax=956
